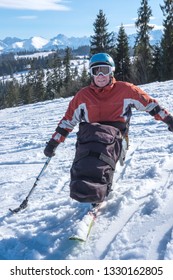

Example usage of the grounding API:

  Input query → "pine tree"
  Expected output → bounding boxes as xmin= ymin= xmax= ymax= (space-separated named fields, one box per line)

xmin=115 ymin=24 xmax=131 ymax=81
xmin=80 ymin=64 xmax=90 ymax=87
xmin=90 ymin=9 xmax=115 ymax=55
xmin=133 ymin=0 xmax=153 ymax=84
xmin=160 ymin=0 xmax=173 ymax=80
xmin=4 ymin=79 xmax=20 ymax=108
xmin=22 ymin=83 xmax=34 ymax=105
xmin=22 ymin=71 xmax=35 ymax=104
xmin=49 ymin=54 xmax=64 ymax=99
xmin=34 ymin=68 xmax=46 ymax=102
xmin=151 ymin=44 xmax=162 ymax=82
xmin=0 ymin=82 xmax=4 ymax=109
xmin=63 ymin=47 xmax=72 ymax=84
xmin=46 ymin=69 xmax=55 ymax=100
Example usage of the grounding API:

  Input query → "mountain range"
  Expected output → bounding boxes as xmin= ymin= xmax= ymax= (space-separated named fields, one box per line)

xmin=0 ymin=30 xmax=163 ymax=54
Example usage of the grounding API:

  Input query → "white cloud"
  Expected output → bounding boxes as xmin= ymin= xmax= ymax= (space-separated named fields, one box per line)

xmin=151 ymin=24 xmax=163 ymax=31
xmin=0 ymin=0 xmax=70 ymax=11
xmin=123 ymin=23 xmax=136 ymax=29
xmin=17 ymin=16 xmax=37 ymax=20
xmin=116 ymin=23 xmax=164 ymax=35
xmin=115 ymin=23 xmax=136 ymax=35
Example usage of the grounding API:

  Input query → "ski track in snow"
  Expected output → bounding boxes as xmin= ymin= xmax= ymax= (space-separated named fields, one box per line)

xmin=0 ymin=81 xmax=173 ymax=260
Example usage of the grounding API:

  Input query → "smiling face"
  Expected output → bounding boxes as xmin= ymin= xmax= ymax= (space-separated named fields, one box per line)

xmin=93 ymin=74 xmax=111 ymax=87
xmin=90 ymin=65 xmax=113 ymax=88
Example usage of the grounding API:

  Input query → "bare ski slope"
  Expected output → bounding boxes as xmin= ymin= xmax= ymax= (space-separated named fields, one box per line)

xmin=0 ymin=80 xmax=173 ymax=260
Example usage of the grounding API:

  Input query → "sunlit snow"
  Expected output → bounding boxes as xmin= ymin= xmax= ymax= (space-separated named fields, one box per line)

xmin=0 ymin=80 xmax=173 ymax=260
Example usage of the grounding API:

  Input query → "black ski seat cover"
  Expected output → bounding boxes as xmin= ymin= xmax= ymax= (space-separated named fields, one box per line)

xmin=70 ymin=122 xmax=122 ymax=203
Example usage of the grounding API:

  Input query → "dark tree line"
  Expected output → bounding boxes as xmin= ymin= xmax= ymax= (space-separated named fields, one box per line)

xmin=0 ymin=0 xmax=173 ymax=109
xmin=0 ymin=46 xmax=90 ymax=77
xmin=0 ymin=47 xmax=90 ymax=109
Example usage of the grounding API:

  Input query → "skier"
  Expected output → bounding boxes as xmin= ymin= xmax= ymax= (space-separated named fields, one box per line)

xmin=44 ymin=53 xmax=173 ymax=204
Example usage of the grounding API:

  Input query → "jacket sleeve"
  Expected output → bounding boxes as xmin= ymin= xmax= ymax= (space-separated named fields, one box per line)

xmin=128 ymin=83 xmax=170 ymax=122
xmin=51 ymin=92 xmax=84 ymax=143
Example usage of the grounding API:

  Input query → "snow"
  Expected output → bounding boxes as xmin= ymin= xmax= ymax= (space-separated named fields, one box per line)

xmin=0 ymin=80 xmax=173 ymax=261
xmin=12 ymin=36 xmax=49 ymax=51
xmin=15 ymin=51 xmax=56 ymax=59
xmin=0 ymin=57 xmax=89 ymax=88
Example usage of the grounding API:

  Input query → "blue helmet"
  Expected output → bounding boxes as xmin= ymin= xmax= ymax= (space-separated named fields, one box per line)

xmin=89 ymin=53 xmax=115 ymax=71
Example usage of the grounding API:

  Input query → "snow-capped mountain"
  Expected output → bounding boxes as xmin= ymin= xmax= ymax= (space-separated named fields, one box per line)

xmin=44 ymin=34 xmax=90 ymax=50
xmin=128 ymin=29 xmax=163 ymax=47
xmin=0 ymin=40 xmax=8 ymax=51
xmin=0 ymin=36 xmax=49 ymax=53
xmin=18 ymin=36 xmax=49 ymax=50
xmin=0 ymin=30 xmax=163 ymax=54
xmin=0 ymin=34 xmax=91 ymax=53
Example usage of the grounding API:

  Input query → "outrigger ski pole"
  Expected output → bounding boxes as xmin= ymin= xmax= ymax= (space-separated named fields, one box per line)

xmin=9 ymin=157 xmax=51 ymax=214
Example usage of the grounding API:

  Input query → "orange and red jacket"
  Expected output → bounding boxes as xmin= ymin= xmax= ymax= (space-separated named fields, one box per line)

xmin=52 ymin=78 xmax=170 ymax=143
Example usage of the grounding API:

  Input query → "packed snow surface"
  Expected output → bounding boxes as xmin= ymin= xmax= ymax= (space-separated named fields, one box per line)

xmin=0 ymin=80 xmax=173 ymax=260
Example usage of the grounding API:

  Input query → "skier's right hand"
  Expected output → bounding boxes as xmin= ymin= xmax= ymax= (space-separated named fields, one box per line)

xmin=44 ymin=138 xmax=59 ymax=157
xmin=168 ymin=124 xmax=173 ymax=132
xmin=164 ymin=115 xmax=173 ymax=132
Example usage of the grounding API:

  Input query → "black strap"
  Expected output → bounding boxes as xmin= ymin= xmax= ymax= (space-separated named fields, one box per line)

xmin=149 ymin=105 xmax=162 ymax=116
xmin=74 ymin=150 xmax=116 ymax=170
xmin=56 ymin=126 xmax=69 ymax=137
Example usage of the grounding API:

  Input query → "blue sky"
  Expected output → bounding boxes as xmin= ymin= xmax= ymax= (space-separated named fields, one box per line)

xmin=0 ymin=0 xmax=164 ymax=40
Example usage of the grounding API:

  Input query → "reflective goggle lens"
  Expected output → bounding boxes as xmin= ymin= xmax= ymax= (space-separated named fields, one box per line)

xmin=90 ymin=65 xmax=112 ymax=76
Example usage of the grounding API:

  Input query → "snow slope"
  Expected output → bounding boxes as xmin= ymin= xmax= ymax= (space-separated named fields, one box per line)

xmin=0 ymin=80 xmax=173 ymax=260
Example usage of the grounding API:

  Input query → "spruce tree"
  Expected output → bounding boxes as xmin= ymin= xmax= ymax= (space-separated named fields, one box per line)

xmin=80 ymin=65 xmax=90 ymax=87
xmin=46 ymin=69 xmax=55 ymax=100
xmin=133 ymin=0 xmax=153 ymax=84
xmin=34 ymin=68 xmax=46 ymax=102
xmin=90 ymin=9 xmax=115 ymax=55
xmin=151 ymin=44 xmax=162 ymax=82
xmin=160 ymin=0 xmax=173 ymax=80
xmin=61 ymin=47 xmax=75 ymax=97
xmin=4 ymin=79 xmax=20 ymax=108
xmin=0 ymin=82 xmax=5 ymax=109
xmin=49 ymin=54 xmax=64 ymax=99
xmin=63 ymin=47 xmax=72 ymax=84
xmin=115 ymin=24 xmax=131 ymax=81
xmin=22 ymin=70 xmax=35 ymax=104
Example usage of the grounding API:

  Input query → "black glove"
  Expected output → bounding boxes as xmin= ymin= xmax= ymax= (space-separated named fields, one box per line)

xmin=168 ymin=125 xmax=173 ymax=132
xmin=44 ymin=138 xmax=59 ymax=157
xmin=164 ymin=115 xmax=173 ymax=132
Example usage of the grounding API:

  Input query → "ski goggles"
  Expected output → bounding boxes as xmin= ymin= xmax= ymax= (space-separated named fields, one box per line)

xmin=90 ymin=65 xmax=113 ymax=77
